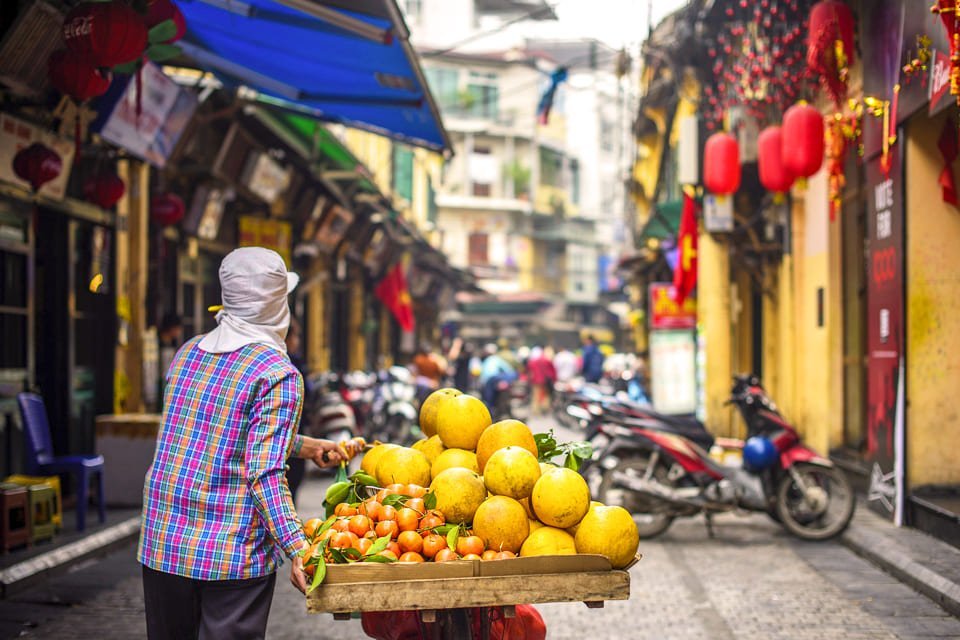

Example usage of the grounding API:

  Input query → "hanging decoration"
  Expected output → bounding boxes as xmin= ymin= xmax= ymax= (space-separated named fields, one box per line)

xmin=83 ymin=170 xmax=127 ymax=209
xmin=151 ymin=192 xmax=185 ymax=226
xmin=757 ymin=125 xmax=794 ymax=197
xmin=806 ymin=0 xmax=856 ymax=106
xmin=12 ymin=143 xmax=63 ymax=192
xmin=781 ymin=101 xmax=824 ymax=182
xmin=62 ymin=1 xmax=148 ymax=68
xmin=931 ymin=0 xmax=960 ymax=106
xmin=902 ymin=34 xmax=933 ymax=86
xmin=536 ymin=67 xmax=568 ymax=125
xmin=145 ymin=0 xmax=187 ymax=44
xmin=937 ymin=116 xmax=959 ymax=207
xmin=703 ymin=132 xmax=741 ymax=195
xmin=702 ymin=0 xmax=810 ymax=131
xmin=824 ymin=115 xmax=847 ymax=219
xmin=47 ymin=49 xmax=112 ymax=154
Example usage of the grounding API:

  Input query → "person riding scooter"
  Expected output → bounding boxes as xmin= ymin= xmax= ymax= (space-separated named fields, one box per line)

xmin=479 ymin=343 xmax=516 ymax=414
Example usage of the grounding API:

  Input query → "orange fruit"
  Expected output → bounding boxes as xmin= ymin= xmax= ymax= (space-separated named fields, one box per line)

xmin=379 ymin=505 xmax=398 ymax=522
xmin=434 ymin=548 xmax=458 ymax=562
xmin=386 ymin=483 xmax=405 ymax=494
xmin=318 ymin=528 xmax=336 ymax=543
xmin=302 ymin=517 xmax=324 ymax=540
xmin=419 ymin=388 xmax=463 ymax=437
xmin=481 ymin=549 xmax=498 ymax=560
xmin=332 ymin=518 xmax=350 ymax=533
xmin=456 ymin=535 xmax=485 ymax=557
xmin=375 ymin=520 xmax=399 ymax=539
xmin=396 ymin=507 xmax=420 ymax=532
xmin=399 ymin=551 xmax=425 ymax=563
xmin=495 ymin=551 xmax=516 ymax=560
xmin=357 ymin=537 xmax=373 ymax=555
xmin=378 ymin=550 xmax=398 ymax=561
xmin=422 ymin=534 xmax=447 ymax=559
xmin=359 ymin=500 xmax=382 ymax=521
xmin=334 ymin=503 xmax=358 ymax=517
xmin=436 ymin=395 xmax=491 ymax=450
xmin=331 ymin=531 xmax=359 ymax=550
xmin=397 ymin=530 xmax=424 ymax=554
xmin=348 ymin=515 xmax=372 ymax=537
xmin=475 ymin=419 xmax=538 ymax=473
xmin=406 ymin=497 xmax=426 ymax=514
xmin=363 ymin=530 xmax=378 ymax=540
xmin=386 ymin=541 xmax=401 ymax=557
xmin=419 ymin=513 xmax=444 ymax=531
xmin=472 ymin=496 xmax=529 ymax=554
xmin=406 ymin=484 xmax=428 ymax=498
xmin=461 ymin=553 xmax=482 ymax=561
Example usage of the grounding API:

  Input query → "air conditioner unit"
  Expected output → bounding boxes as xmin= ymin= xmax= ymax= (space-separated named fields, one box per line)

xmin=0 ymin=2 xmax=62 ymax=97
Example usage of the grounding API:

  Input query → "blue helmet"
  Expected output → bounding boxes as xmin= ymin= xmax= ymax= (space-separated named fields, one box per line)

xmin=743 ymin=436 xmax=778 ymax=471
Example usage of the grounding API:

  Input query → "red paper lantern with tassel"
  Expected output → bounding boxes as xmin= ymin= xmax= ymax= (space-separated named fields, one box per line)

xmin=63 ymin=1 xmax=148 ymax=68
xmin=782 ymin=103 xmax=825 ymax=179
xmin=47 ymin=50 xmax=111 ymax=101
xmin=151 ymin=193 xmax=185 ymax=227
xmin=13 ymin=143 xmax=62 ymax=192
xmin=703 ymin=132 xmax=741 ymax=195
xmin=758 ymin=126 xmax=795 ymax=194
xmin=145 ymin=0 xmax=186 ymax=43
xmin=84 ymin=171 xmax=126 ymax=209
xmin=807 ymin=0 xmax=856 ymax=105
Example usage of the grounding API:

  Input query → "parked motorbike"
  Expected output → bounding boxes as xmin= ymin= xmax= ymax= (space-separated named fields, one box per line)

xmin=341 ymin=370 xmax=378 ymax=437
xmin=368 ymin=366 xmax=419 ymax=445
xmin=575 ymin=374 xmax=855 ymax=541
xmin=302 ymin=372 xmax=358 ymax=472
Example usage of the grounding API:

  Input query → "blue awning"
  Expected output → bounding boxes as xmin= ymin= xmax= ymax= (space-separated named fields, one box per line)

xmin=177 ymin=0 xmax=451 ymax=153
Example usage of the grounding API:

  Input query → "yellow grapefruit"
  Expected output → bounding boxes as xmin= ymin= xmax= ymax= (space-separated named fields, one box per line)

xmin=567 ymin=501 xmax=604 ymax=537
xmin=574 ymin=505 xmax=640 ymax=569
xmin=431 ymin=448 xmax=479 ymax=478
xmin=475 ymin=419 xmax=538 ymax=473
xmin=520 ymin=526 xmax=577 ymax=556
xmin=419 ymin=388 xmax=462 ymax=437
xmin=429 ymin=467 xmax=487 ymax=524
xmin=531 ymin=467 xmax=591 ymax=529
xmin=436 ymin=394 xmax=491 ymax=450
xmin=375 ymin=446 xmax=432 ymax=487
xmin=419 ymin=434 xmax=446 ymax=464
xmin=528 ymin=518 xmax=543 ymax=533
xmin=361 ymin=443 xmax=399 ymax=478
xmin=483 ymin=446 xmax=541 ymax=499
xmin=471 ymin=496 xmax=529 ymax=553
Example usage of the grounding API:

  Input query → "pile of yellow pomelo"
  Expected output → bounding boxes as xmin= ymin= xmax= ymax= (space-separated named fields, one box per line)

xmin=352 ymin=387 xmax=640 ymax=569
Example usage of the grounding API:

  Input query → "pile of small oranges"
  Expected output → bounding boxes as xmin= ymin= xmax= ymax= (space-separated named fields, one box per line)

xmin=302 ymin=482 xmax=516 ymax=575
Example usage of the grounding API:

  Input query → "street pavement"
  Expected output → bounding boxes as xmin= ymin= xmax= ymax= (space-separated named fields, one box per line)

xmin=2 ymin=415 xmax=960 ymax=639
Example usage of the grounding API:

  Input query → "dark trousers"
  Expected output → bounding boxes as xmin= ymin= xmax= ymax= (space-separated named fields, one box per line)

xmin=142 ymin=565 xmax=277 ymax=640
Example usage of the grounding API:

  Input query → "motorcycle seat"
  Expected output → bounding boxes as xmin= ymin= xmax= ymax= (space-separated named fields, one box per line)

xmin=607 ymin=413 xmax=715 ymax=451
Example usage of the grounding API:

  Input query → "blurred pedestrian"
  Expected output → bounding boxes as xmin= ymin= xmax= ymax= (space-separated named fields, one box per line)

xmin=527 ymin=346 xmax=556 ymax=415
xmin=139 ymin=247 xmax=355 ymax=639
xmin=553 ymin=346 xmax=578 ymax=383
xmin=479 ymin=342 xmax=516 ymax=412
xmin=581 ymin=334 xmax=605 ymax=384
xmin=448 ymin=337 xmax=475 ymax=392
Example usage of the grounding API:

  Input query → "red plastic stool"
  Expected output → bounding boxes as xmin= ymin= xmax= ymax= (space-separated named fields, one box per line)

xmin=0 ymin=483 xmax=30 ymax=553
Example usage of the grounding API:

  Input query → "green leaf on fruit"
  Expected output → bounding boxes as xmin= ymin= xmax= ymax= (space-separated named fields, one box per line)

xmin=342 ymin=548 xmax=362 ymax=561
xmin=366 ymin=535 xmax=391 ymax=556
xmin=148 ymin=19 xmax=178 ymax=44
xmin=446 ymin=527 xmax=459 ymax=552
xmin=434 ymin=524 xmax=455 ymax=535
xmin=423 ymin=491 xmax=437 ymax=510
xmin=362 ymin=553 xmax=396 ymax=563
xmin=353 ymin=471 xmax=378 ymax=486
xmin=308 ymin=556 xmax=326 ymax=593
xmin=564 ymin=454 xmax=580 ymax=471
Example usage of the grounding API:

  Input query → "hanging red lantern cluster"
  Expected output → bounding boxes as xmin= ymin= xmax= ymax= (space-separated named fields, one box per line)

xmin=146 ymin=0 xmax=187 ymax=44
xmin=151 ymin=193 xmax=185 ymax=227
xmin=13 ymin=143 xmax=63 ymax=192
xmin=782 ymin=102 xmax=824 ymax=181
xmin=83 ymin=170 xmax=126 ymax=209
xmin=703 ymin=132 xmax=741 ymax=195
xmin=932 ymin=0 xmax=960 ymax=106
xmin=63 ymin=2 xmax=148 ymax=68
xmin=47 ymin=49 xmax=111 ymax=102
xmin=702 ymin=0 xmax=810 ymax=131
xmin=807 ymin=0 xmax=856 ymax=107
xmin=757 ymin=126 xmax=794 ymax=195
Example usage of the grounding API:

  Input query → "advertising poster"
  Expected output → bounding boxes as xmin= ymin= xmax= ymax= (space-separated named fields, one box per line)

xmin=864 ymin=144 xmax=904 ymax=519
xmin=649 ymin=330 xmax=697 ymax=416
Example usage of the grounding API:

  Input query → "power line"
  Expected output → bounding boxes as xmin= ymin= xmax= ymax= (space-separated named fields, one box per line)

xmin=421 ymin=3 xmax=560 ymax=58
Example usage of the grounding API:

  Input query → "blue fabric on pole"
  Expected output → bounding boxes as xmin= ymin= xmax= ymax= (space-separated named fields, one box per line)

xmin=177 ymin=0 xmax=449 ymax=152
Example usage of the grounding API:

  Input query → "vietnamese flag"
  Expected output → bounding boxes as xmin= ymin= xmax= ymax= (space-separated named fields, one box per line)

xmin=376 ymin=262 xmax=415 ymax=332
xmin=672 ymin=191 xmax=699 ymax=305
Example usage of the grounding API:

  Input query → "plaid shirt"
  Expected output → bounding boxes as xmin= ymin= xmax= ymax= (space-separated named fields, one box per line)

xmin=138 ymin=336 xmax=307 ymax=580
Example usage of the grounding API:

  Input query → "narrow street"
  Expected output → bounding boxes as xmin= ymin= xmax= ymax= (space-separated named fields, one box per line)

xmin=3 ymin=416 xmax=959 ymax=640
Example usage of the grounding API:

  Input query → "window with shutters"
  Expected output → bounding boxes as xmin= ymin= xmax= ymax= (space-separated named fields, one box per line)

xmin=393 ymin=145 xmax=414 ymax=202
xmin=468 ymin=233 xmax=488 ymax=266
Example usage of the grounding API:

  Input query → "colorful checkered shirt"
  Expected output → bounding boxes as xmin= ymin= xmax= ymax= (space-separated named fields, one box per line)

xmin=138 ymin=336 xmax=308 ymax=580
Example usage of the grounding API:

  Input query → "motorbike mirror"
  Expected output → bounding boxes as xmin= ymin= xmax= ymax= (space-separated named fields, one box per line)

xmin=566 ymin=405 xmax=592 ymax=422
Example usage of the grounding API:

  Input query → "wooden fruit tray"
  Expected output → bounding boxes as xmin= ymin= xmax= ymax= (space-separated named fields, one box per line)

xmin=305 ymin=554 xmax=635 ymax=616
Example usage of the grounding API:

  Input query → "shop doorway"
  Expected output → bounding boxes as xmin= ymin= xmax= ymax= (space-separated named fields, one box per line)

xmin=841 ymin=172 xmax=868 ymax=456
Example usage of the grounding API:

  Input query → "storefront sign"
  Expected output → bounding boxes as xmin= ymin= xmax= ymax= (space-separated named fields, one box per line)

xmin=648 ymin=282 xmax=696 ymax=330
xmin=864 ymin=144 xmax=905 ymax=520
xmin=0 ymin=113 xmax=75 ymax=199
xmin=649 ymin=330 xmax=697 ymax=415
xmin=242 ymin=151 xmax=291 ymax=204
xmin=703 ymin=193 xmax=734 ymax=233
xmin=239 ymin=215 xmax=292 ymax=266
xmin=929 ymin=49 xmax=954 ymax=116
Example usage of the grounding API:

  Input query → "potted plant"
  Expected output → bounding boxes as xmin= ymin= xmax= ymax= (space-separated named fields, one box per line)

xmin=504 ymin=160 xmax=531 ymax=200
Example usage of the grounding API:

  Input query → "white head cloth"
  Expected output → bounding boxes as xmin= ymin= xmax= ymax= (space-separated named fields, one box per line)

xmin=197 ymin=247 xmax=299 ymax=354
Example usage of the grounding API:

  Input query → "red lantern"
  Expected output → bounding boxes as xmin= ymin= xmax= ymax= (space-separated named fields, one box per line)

xmin=782 ymin=103 xmax=824 ymax=179
xmin=703 ymin=132 xmax=741 ymax=195
xmin=84 ymin=171 xmax=126 ymax=209
xmin=145 ymin=0 xmax=186 ymax=43
xmin=13 ymin=143 xmax=62 ymax=192
xmin=151 ymin=193 xmax=185 ymax=227
xmin=933 ymin=0 xmax=960 ymax=104
xmin=807 ymin=1 xmax=856 ymax=105
xmin=63 ymin=2 xmax=147 ymax=68
xmin=47 ymin=50 xmax=111 ymax=102
xmin=757 ymin=126 xmax=794 ymax=194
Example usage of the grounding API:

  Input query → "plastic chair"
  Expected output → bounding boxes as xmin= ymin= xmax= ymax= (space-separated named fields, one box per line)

xmin=16 ymin=393 xmax=105 ymax=532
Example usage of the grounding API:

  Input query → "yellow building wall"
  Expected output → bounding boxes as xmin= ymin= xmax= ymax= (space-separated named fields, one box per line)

xmin=905 ymin=110 xmax=960 ymax=486
xmin=343 ymin=130 xmax=393 ymax=194
xmin=699 ymin=230 xmax=735 ymax=436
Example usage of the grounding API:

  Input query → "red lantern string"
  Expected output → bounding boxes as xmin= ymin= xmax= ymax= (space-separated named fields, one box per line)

xmin=12 ymin=143 xmax=63 ymax=192
xmin=932 ymin=0 xmax=960 ymax=105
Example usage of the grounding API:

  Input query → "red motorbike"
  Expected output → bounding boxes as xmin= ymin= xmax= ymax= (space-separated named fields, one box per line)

xmin=578 ymin=375 xmax=855 ymax=541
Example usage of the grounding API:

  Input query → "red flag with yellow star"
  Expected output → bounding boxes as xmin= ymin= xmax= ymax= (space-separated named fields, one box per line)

xmin=376 ymin=262 xmax=415 ymax=332
xmin=672 ymin=191 xmax=699 ymax=305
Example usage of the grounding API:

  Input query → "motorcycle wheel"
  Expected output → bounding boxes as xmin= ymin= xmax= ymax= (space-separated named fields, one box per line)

xmin=596 ymin=455 xmax=675 ymax=539
xmin=775 ymin=462 xmax=855 ymax=541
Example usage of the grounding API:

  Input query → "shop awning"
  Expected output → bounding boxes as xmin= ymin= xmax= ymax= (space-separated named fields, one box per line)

xmin=177 ymin=0 xmax=451 ymax=153
xmin=637 ymin=199 xmax=682 ymax=244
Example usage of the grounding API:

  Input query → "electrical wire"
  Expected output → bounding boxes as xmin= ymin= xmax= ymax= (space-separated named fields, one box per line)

xmin=420 ymin=3 xmax=560 ymax=58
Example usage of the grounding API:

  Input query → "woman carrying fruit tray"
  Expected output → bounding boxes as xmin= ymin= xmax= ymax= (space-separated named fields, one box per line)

xmin=302 ymin=389 xmax=638 ymax=640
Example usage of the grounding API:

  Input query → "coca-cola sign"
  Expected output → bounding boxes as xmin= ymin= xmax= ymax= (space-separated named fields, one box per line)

xmin=929 ymin=49 xmax=954 ymax=116
xmin=63 ymin=15 xmax=93 ymax=42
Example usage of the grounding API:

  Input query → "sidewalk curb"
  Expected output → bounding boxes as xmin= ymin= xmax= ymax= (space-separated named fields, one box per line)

xmin=0 ymin=516 xmax=141 ymax=599
xmin=842 ymin=520 xmax=960 ymax=618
